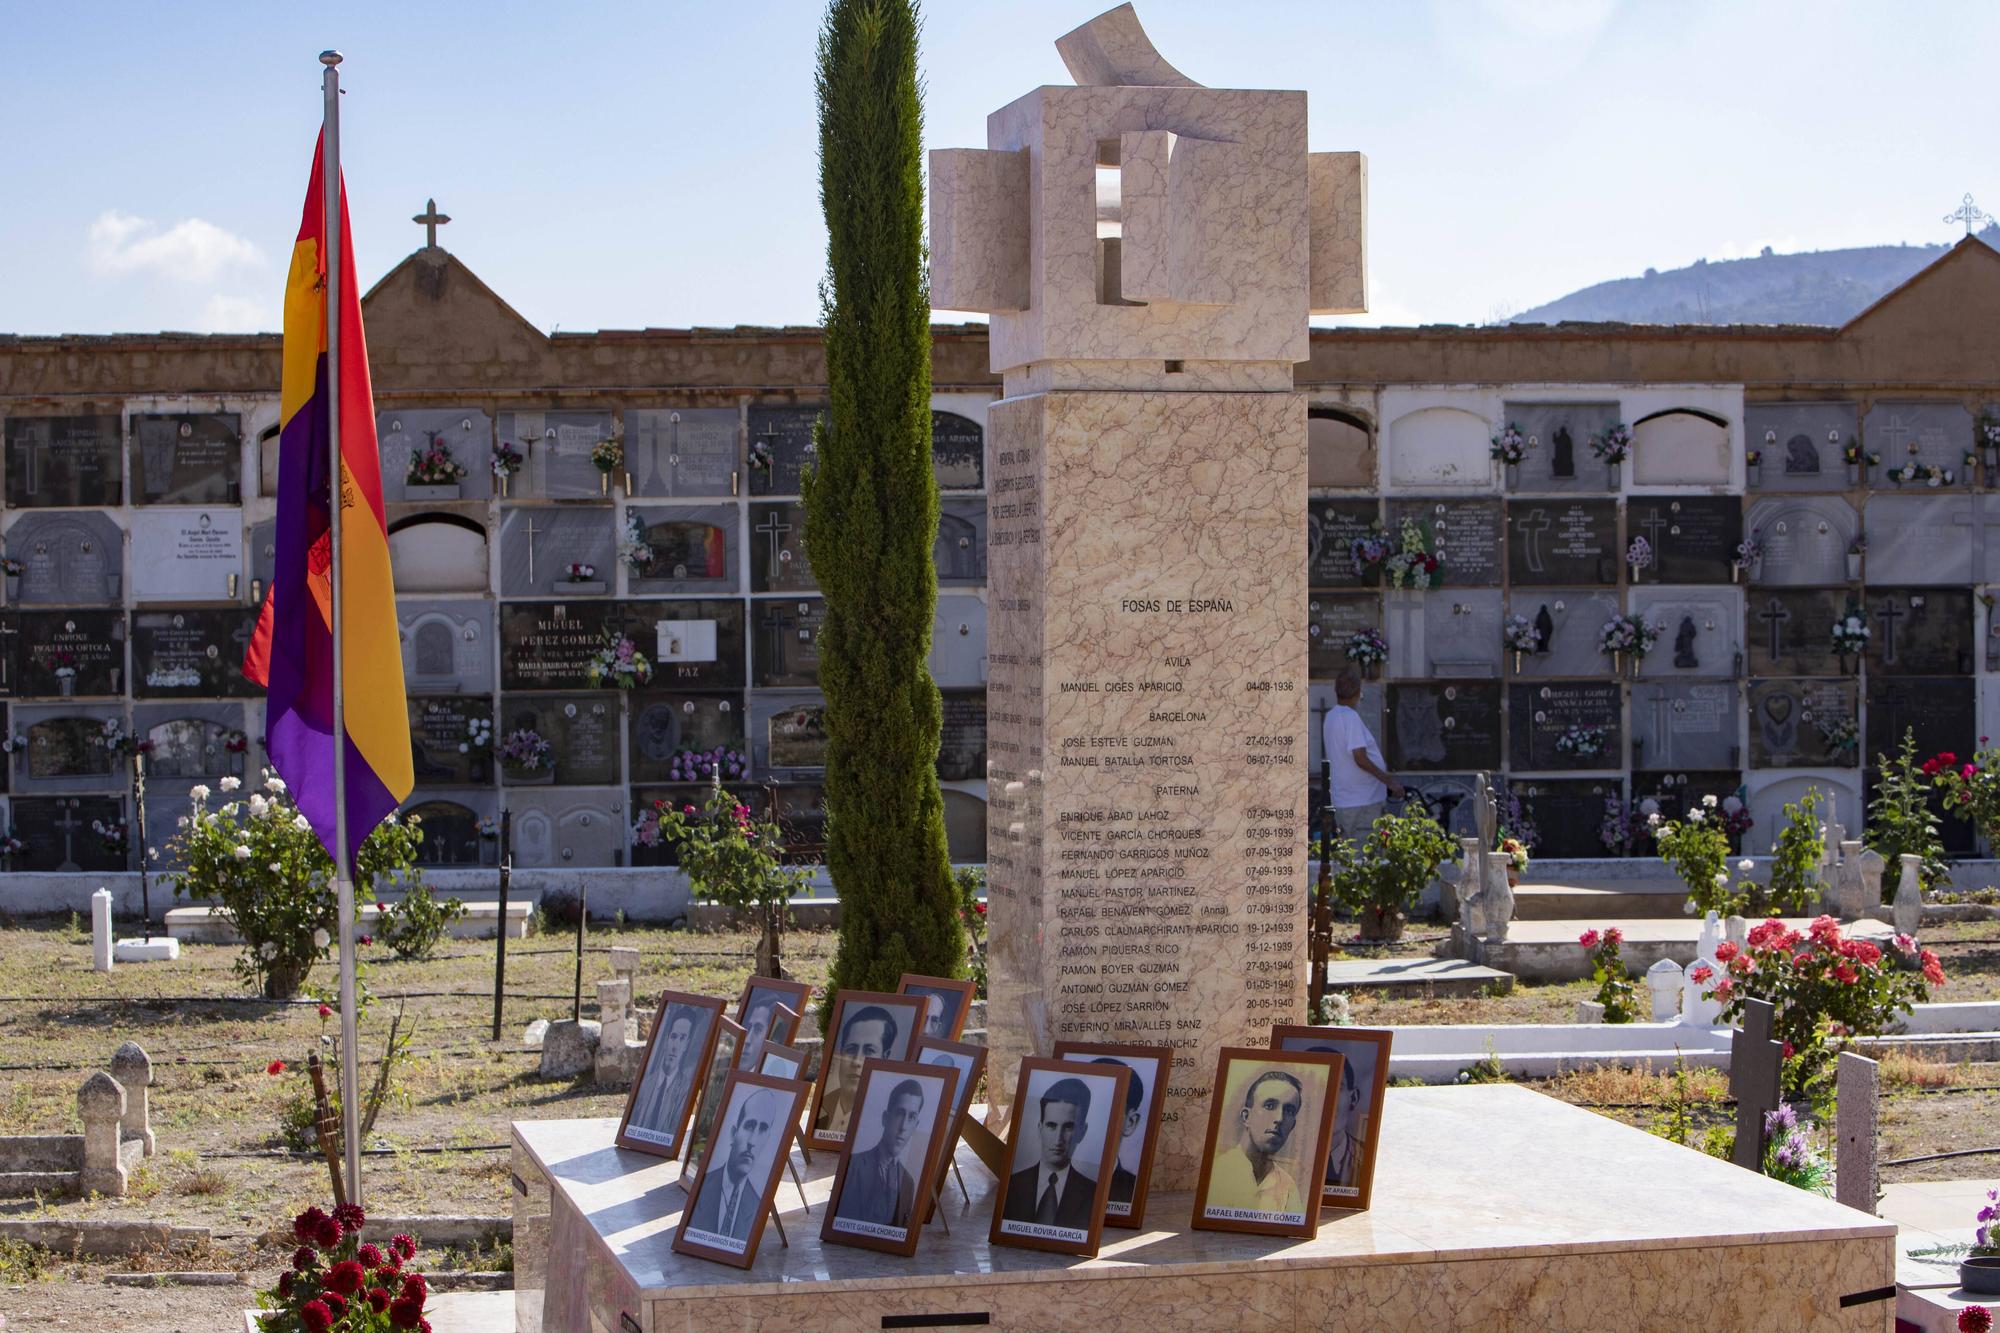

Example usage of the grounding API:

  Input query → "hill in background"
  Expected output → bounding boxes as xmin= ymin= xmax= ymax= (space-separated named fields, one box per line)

xmin=1509 ymin=225 xmax=2000 ymax=326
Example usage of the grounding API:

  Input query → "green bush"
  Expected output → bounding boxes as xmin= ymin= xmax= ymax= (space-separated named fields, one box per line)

xmin=1764 ymin=788 xmax=1823 ymax=915
xmin=1327 ymin=808 xmax=1455 ymax=940
xmin=1867 ymin=730 xmax=1949 ymax=898
xmin=377 ymin=881 xmax=468 ymax=961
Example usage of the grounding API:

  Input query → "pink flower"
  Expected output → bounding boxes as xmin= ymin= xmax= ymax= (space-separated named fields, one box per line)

xmin=1922 ymin=950 xmax=1946 ymax=987
xmin=318 ymin=1004 xmax=333 ymax=1018
xmin=1689 ymin=963 xmax=1714 ymax=985
xmin=1960 ymin=1305 xmax=1993 ymax=1333
xmin=1578 ymin=929 xmax=1600 ymax=950
xmin=1605 ymin=927 xmax=1624 ymax=946
xmin=1714 ymin=941 xmax=1739 ymax=963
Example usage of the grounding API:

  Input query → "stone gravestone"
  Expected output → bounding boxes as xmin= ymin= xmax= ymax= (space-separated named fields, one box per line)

xmin=129 ymin=413 xmax=241 ymax=505
xmin=629 ymin=694 xmax=743 ymax=785
xmin=1306 ymin=594 xmax=1379 ymax=679
xmin=931 ymin=409 xmax=984 ymax=491
xmin=1386 ymin=498 xmax=1503 ymax=587
xmin=929 ymin=594 xmax=987 ymax=689
xmin=1629 ymin=409 xmax=1732 ymax=488
xmin=497 ymin=695 xmax=621 ymax=788
xmin=508 ymin=788 xmax=626 ymax=869
xmin=397 ymin=601 xmax=496 ymax=697
xmin=1628 ymin=587 xmax=1743 ymax=679
xmin=134 ymin=706 xmax=244 ymax=780
xmin=17 ymin=711 xmax=121 ymax=791
xmin=1516 ymin=778 xmax=1622 ymax=859
xmin=499 ymin=509 xmax=617 ymax=598
xmin=1745 ymin=589 xmax=1853 ymax=677
xmin=1509 ymin=682 xmax=1623 ymax=771
xmin=408 ymin=697 xmax=494 ymax=786
xmin=1867 ymin=678 xmax=1974 ymax=768
xmin=1744 ymin=403 xmax=1856 ymax=494
xmin=1387 ymin=682 xmax=1502 ymax=772
xmin=1421 ymin=590 xmax=1503 ymax=679
xmin=495 ymin=411 xmax=611 ymax=501
xmin=938 ymin=688 xmax=987 ymax=782
xmin=1730 ymin=998 xmax=1784 ymax=1171
xmin=933 ymin=4 xmax=1358 ymax=1179
xmin=17 ymin=612 xmax=125 ymax=697
xmin=126 ymin=510 xmax=244 ymax=604
xmin=1625 ymin=497 xmax=1741 ymax=584
xmin=1382 ymin=405 xmax=1490 ymax=492
xmin=386 ymin=514 xmax=489 ymax=595
xmin=1506 ymin=590 xmax=1619 ymax=679
xmin=1629 ymin=682 xmax=1739 ymax=772
xmin=4 ymin=415 xmax=123 ymax=508
xmin=1863 ymin=589 xmax=1973 ymax=676
xmin=624 ymin=505 xmax=737 ymax=596
xmin=1747 ymin=679 xmax=1859 ymax=769
xmin=7 ymin=512 xmax=123 ymax=606
xmin=1862 ymin=495 xmax=1974 ymax=586
xmin=625 ymin=409 xmax=741 ymax=499
xmin=934 ymin=499 xmax=987 ymax=585
xmin=498 ymin=602 xmax=620 ymax=692
xmin=378 ymin=409 xmax=495 ymax=503
xmin=1306 ymin=499 xmax=1382 ymax=589
xmin=1503 ymin=402 xmax=1620 ymax=493
xmin=942 ymin=788 xmax=988 ymax=864
xmin=131 ymin=610 xmax=256 ymax=698
xmin=404 ymin=798 xmax=495 ymax=867
xmin=1976 ymin=496 xmax=2000 ymax=586
xmin=746 ymin=406 xmax=822 ymax=497
xmin=1506 ymin=499 xmax=1618 ymax=586
xmin=1405 ymin=773 xmax=1483 ymax=842
xmin=249 ymin=521 xmax=276 ymax=596
xmin=749 ymin=693 xmax=830 ymax=776
xmin=1834 ymin=1051 xmax=1879 ymax=1215
xmin=1864 ymin=402 xmax=1973 ymax=485
xmin=753 ymin=600 xmax=826 ymax=689
xmin=1745 ymin=497 xmax=1858 ymax=587
xmin=648 ymin=600 xmax=748 ymax=690
xmin=748 ymin=502 xmax=816 ymax=594
xmin=12 ymin=795 xmax=125 ymax=871
xmin=1748 ymin=774 xmax=1861 ymax=859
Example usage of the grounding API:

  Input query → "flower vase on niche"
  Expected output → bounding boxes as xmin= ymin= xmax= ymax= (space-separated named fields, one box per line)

xmin=1747 ymin=459 xmax=1762 ymax=487
xmin=1605 ymin=461 xmax=1620 ymax=492
xmin=59 ymin=676 xmax=74 ymax=698
xmin=1362 ymin=660 xmax=1380 ymax=682
xmin=1504 ymin=462 xmax=1518 ymax=489
xmin=1846 ymin=552 xmax=1862 ymax=581
xmin=1609 ymin=651 xmax=1623 ymax=677
xmin=1627 ymin=654 xmax=1641 ymax=680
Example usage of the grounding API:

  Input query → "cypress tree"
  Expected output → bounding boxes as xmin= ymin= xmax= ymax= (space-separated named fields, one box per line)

xmin=807 ymin=0 xmax=963 ymax=1004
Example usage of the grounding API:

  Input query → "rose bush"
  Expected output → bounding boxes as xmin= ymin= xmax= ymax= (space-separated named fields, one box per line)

xmin=634 ymin=774 xmax=813 ymax=977
xmin=253 ymin=1202 xmax=433 ymax=1332
xmin=1327 ymin=807 xmax=1455 ymax=942
xmin=1580 ymin=927 xmax=1639 ymax=1024
xmin=1652 ymin=796 xmax=1741 ymax=916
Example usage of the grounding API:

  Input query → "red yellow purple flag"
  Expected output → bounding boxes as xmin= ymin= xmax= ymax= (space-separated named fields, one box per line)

xmin=244 ymin=131 xmax=412 ymax=864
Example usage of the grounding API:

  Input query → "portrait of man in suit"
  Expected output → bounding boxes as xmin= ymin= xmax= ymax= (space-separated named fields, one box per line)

xmin=628 ymin=1008 xmax=703 ymax=1145
xmin=687 ymin=1087 xmax=781 ymax=1247
xmin=1326 ymin=1054 xmax=1367 ymax=1190
xmin=1002 ymin=1076 xmax=1097 ymax=1231
xmin=737 ymin=994 xmax=779 ymax=1071
xmin=1206 ymin=1069 xmax=1304 ymax=1218
xmin=814 ymin=1004 xmax=900 ymax=1139
xmin=1090 ymin=1057 xmax=1144 ymax=1210
xmin=833 ymin=1077 xmax=927 ymax=1230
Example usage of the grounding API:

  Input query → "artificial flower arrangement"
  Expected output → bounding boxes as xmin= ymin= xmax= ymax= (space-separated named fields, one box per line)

xmin=459 ymin=714 xmax=493 ymax=755
xmin=1554 ymin=724 xmax=1610 ymax=759
xmin=1626 ymin=536 xmax=1654 ymax=579
xmin=1598 ymin=612 xmax=1664 ymax=659
xmin=404 ymin=437 xmax=468 ymax=486
xmin=1383 ymin=517 xmax=1442 ymax=591
xmin=590 ymin=436 xmax=624 ymax=475
xmin=492 ymin=440 xmax=525 ymax=481
xmin=1745 ymin=448 xmax=1762 ymax=469
xmin=585 ymin=631 xmax=654 ymax=690
xmin=1733 ymin=531 xmax=1765 ymax=572
xmin=1981 ymin=414 xmax=2000 ymax=451
xmin=1501 ymin=614 xmax=1539 ymax=654
xmin=1343 ymin=627 xmax=1389 ymax=666
xmin=1489 ymin=422 xmax=1527 ymax=465
xmin=1843 ymin=442 xmax=1882 ymax=468
xmin=1815 ymin=716 xmax=1859 ymax=762
xmin=495 ymin=728 xmax=553 ymax=773
xmin=251 ymin=1203 xmax=434 ymax=1333
xmin=1830 ymin=609 xmax=1871 ymax=656
xmin=0 ymin=557 xmax=23 ymax=577
xmin=91 ymin=815 xmax=129 ymax=857
xmin=0 ymin=828 xmax=23 ymax=858
xmin=223 ymin=729 xmax=250 ymax=754
xmin=476 ymin=816 xmax=500 ymax=840
xmin=1588 ymin=422 xmax=1634 ymax=465
xmin=665 ymin=746 xmax=751 ymax=784
xmin=1889 ymin=460 xmax=1954 ymax=486
xmin=1497 ymin=835 xmax=1530 ymax=875
xmin=1348 ymin=526 xmax=1392 ymax=578
xmin=565 ymin=562 xmax=598 ymax=583
xmin=618 ymin=511 xmax=655 ymax=574
xmin=44 ymin=651 xmax=78 ymax=680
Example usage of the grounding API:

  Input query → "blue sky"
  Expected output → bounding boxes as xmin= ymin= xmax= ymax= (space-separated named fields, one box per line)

xmin=2 ymin=0 xmax=1995 ymax=337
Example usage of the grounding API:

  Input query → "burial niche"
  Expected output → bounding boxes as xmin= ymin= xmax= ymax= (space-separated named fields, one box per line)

xmin=1307 ymin=406 xmax=1372 ymax=489
xmin=387 ymin=513 xmax=490 ymax=594
xmin=1631 ymin=407 xmax=1731 ymax=487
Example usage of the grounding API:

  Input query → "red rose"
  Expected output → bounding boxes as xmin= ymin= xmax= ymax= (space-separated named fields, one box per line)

xmin=401 ymin=1272 xmax=428 ymax=1302
xmin=1714 ymin=941 xmax=1738 ymax=963
xmin=368 ymin=1287 xmax=391 ymax=1314
xmin=318 ymin=1004 xmax=333 ymax=1018
xmin=389 ymin=1295 xmax=424 ymax=1329
xmin=421 ymin=1321 xmax=433 ymax=1333
xmin=321 ymin=1291 xmax=347 ymax=1318
xmin=359 ymin=934 xmax=373 ymax=946
xmin=327 ymin=1259 xmax=365 ymax=1295
xmin=277 ymin=1270 xmax=296 ymax=1298
xmin=1605 ymin=926 xmax=1624 ymax=946
xmin=292 ymin=1244 xmax=318 ymax=1272
xmin=314 ymin=1216 xmax=343 ymax=1249
xmin=1578 ymin=929 xmax=1600 ymax=950
xmin=300 ymin=1300 xmax=334 ymax=1333
xmin=1961 ymin=1305 xmax=1994 ymax=1333
xmin=294 ymin=1206 xmax=326 ymax=1243
xmin=267 ymin=1059 xmax=287 ymax=1076
xmin=333 ymin=1202 xmax=366 ymax=1232
xmin=392 ymin=1233 xmax=418 ymax=1261
xmin=358 ymin=1243 xmax=384 ymax=1268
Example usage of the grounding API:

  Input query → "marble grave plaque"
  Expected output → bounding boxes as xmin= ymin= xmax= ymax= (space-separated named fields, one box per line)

xmin=409 ymin=697 xmax=494 ymax=786
xmin=1505 ymin=591 xmax=1619 ymax=679
xmin=4 ymin=415 xmax=122 ymax=508
xmin=499 ymin=508 xmax=617 ymax=598
xmin=1867 ymin=678 xmax=1975 ymax=774
xmin=1509 ymin=681 xmax=1623 ymax=771
xmin=1865 ymin=403 xmax=1974 ymax=484
xmin=749 ymin=502 xmax=816 ymax=594
xmin=17 ymin=612 xmax=125 ymax=697
xmin=942 ymin=787 xmax=988 ymax=864
xmin=127 ymin=510 xmax=244 ymax=603
xmin=1627 ymin=587 xmax=1744 ymax=679
xmin=1629 ymin=681 xmax=1739 ymax=772
xmin=747 ymin=406 xmax=821 ymax=497
xmin=10 ymin=795 xmax=125 ymax=872
xmin=1503 ymin=401 xmax=1620 ymax=493
xmin=1746 ymin=589 xmax=1853 ymax=677
xmin=130 ymin=413 xmax=240 ymax=505
xmin=134 ymin=704 xmax=247 ymax=780
xmin=1745 ymin=497 xmax=1858 ymax=588
xmin=627 ymin=409 xmax=740 ymax=499
xmin=398 ymin=601 xmax=495 ymax=697
xmin=1629 ymin=772 xmax=1743 ymax=838
xmin=754 ymin=598 xmax=826 ymax=688
xmin=379 ymin=409 xmax=495 ymax=503
xmin=1515 ymin=778 xmax=1623 ymax=859
xmin=1629 ymin=410 xmax=1732 ymax=488
xmin=496 ymin=411 xmax=610 ymax=501
xmin=1306 ymin=499 xmax=1381 ymax=590
xmin=131 ymin=609 xmax=255 ymax=698
xmin=1307 ymin=594 xmax=1378 ymax=680
xmin=498 ymin=694 xmax=620 ymax=788
xmin=1862 ymin=495 xmax=1975 ymax=586
xmin=1419 ymin=589 xmax=1503 ymax=679
xmin=1745 ymin=403 xmax=1857 ymax=494
xmin=930 ymin=594 xmax=986 ymax=689
xmin=7 ymin=512 xmax=122 ymax=606
xmin=650 ymin=600 xmax=748 ymax=689
xmin=1383 ymin=405 xmax=1490 ymax=491
xmin=508 ymin=787 xmax=626 ymax=868
xmin=405 ymin=798 xmax=497 ymax=867
xmin=625 ymin=505 xmax=736 ymax=595
xmin=1626 ymin=496 xmax=1740 ymax=584
xmin=629 ymin=693 xmax=743 ymax=786
xmin=935 ymin=499 xmax=988 ymax=585
xmin=1747 ymin=774 xmax=1861 ymax=859
xmin=1508 ymin=500 xmax=1617 ymax=586
xmin=1748 ymin=678 xmax=1859 ymax=769
xmin=939 ymin=688 xmax=987 ymax=782
xmin=1387 ymin=498 xmax=1502 ymax=588
xmin=20 ymin=712 xmax=121 ymax=787
xmin=750 ymin=693 xmax=830 ymax=775
xmin=1864 ymin=589 xmax=1973 ymax=676
xmin=931 ymin=410 xmax=984 ymax=491
xmin=387 ymin=515 xmax=493 ymax=597
xmin=1386 ymin=681 xmax=1501 ymax=772
xmin=499 ymin=602 xmax=620 ymax=692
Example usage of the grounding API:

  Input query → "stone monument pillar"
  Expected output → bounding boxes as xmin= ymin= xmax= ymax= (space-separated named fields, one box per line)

xmin=932 ymin=3 xmax=1366 ymax=1185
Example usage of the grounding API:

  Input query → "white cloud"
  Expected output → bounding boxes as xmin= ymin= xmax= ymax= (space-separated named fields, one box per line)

xmin=198 ymin=293 xmax=277 ymax=333
xmin=86 ymin=209 xmax=265 ymax=283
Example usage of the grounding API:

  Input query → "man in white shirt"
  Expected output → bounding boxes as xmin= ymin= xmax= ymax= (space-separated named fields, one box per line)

xmin=1206 ymin=1069 xmax=1305 ymax=1217
xmin=1321 ymin=670 xmax=1402 ymax=838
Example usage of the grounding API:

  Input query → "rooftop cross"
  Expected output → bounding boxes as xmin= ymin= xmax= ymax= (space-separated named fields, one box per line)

xmin=413 ymin=198 xmax=452 ymax=249
xmin=1944 ymin=192 xmax=1990 ymax=237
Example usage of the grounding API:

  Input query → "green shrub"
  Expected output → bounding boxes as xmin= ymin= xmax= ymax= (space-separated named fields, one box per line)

xmin=377 ymin=881 xmax=468 ymax=961
xmin=1867 ymin=730 xmax=1950 ymax=897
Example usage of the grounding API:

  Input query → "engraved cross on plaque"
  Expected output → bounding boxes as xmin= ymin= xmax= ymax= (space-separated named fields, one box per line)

xmin=1513 ymin=508 xmax=1551 ymax=575
xmin=1638 ymin=510 xmax=1672 ymax=553
xmin=1874 ymin=597 xmax=1906 ymax=665
xmin=412 ymin=198 xmax=451 ymax=248
xmin=523 ymin=514 xmax=544 ymax=586
xmin=1758 ymin=599 xmax=1791 ymax=662
xmin=54 ymin=798 xmax=84 ymax=872
xmin=1643 ymin=687 xmax=1674 ymax=766
xmin=755 ymin=510 xmax=792 ymax=571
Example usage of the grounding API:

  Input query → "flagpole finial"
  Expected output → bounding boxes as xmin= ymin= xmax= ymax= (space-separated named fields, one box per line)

xmin=320 ymin=50 xmax=343 ymax=67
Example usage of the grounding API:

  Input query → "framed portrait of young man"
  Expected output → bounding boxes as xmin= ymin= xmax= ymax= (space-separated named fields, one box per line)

xmin=735 ymin=977 xmax=812 ymax=1070
xmin=1050 ymin=1041 xmax=1171 ymax=1229
xmin=820 ymin=1058 xmax=962 ymax=1257
xmin=1189 ymin=1047 xmax=1343 ymax=1239
xmin=616 ymin=990 xmax=726 ymax=1158
xmin=1271 ymin=1025 xmax=1393 ymax=1211
xmin=987 ymin=1056 xmax=1130 ymax=1258
xmin=756 ymin=1040 xmax=808 ymax=1083
xmin=671 ymin=1071 xmax=807 ymax=1270
xmin=679 ymin=1017 xmax=746 ymax=1185
xmin=806 ymin=990 xmax=923 ymax=1151
xmin=897 ymin=973 xmax=976 ymax=1042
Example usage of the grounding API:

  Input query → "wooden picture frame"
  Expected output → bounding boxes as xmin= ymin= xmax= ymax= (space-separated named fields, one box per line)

xmin=616 ymin=990 xmax=726 ymax=1158
xmin=897 ymin=973 xmax=976 ymax=1042
xmin=987 ymin=1056 xmax=1130 ymax=1258
xmin=1271 ymin=1025 xmax=1393 ymax=1211
xmin=819 ymin=1057 xmax=962 ymax=1257
xmin=806 ymin=989 xmax=924 ymax=1151
xmin=1050 ymin=1040 xmax=1171 ymax=1228
xmin=670 ymin=1071 xmax=807 ymax=1270
xmin=910 ymin=1034 xmax=988 ymax=1218
xmin=756 ymin=1040 xmax=808 ymax=1083
xmin=735 ymin=977 xmax=812 ymax=1069
xmin=739 ymin=1000 xmax=802 ymax=1072
xmin=1189 ymin=1046 xmax=1343 ymax=1239
xmin=678 ymin=1017 xmax=746 ymax=1187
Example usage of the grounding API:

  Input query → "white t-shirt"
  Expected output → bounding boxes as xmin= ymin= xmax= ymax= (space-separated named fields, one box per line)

xmin=1323 ymin=704 xmax=1388 ymax=809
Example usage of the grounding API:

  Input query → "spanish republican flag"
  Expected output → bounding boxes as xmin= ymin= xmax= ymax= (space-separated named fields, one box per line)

xmin=244 ymin=132 xmax=412 ymax=864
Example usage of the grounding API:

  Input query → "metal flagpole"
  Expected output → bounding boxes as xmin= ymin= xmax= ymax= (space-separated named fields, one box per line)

xmin=320 ymin=48 xmax=363 ymax=1208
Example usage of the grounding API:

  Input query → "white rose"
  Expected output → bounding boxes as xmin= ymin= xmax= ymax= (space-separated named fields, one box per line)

xmin=1647 ymin=812 xmax=1662 ymax=827
xmin=248 ymin=796 xmax=268 ymax=818
xmin=219 ymin=776 xmax=241 ymax=792
xmin=177 ymin=816 xmax=190 ymax=830
xmin=1713 ymin=871 xmax=1727 ymax=884
xmin=1688 ymin=808 xmax=1704 ymax=822
xmin=259 ymin=941 xmax=278 ymax=959
xmin=1683 ymin=900 xmax=1696 ymax=914
xmin=1738 ymin=858 xmax=1755 ymax=872
xmin=268 ymin=862 xmax=282 ymax=872
xmin=1702 ymin=794 xmax=1719 ymax=808
xmin=294 ymin=815 xmax=311 ymax=832
xmin=220 ymin=803 xmax=239 ymax=818
xmin=189 ymin=784 xmax=210 ymax=801
xmin=233 ymin=845 xmax=252 ymax=861
xmin=266 ymin=776 xmax=286 ymax=793
xmin=312 ymin=928 xmax=330 ymax=949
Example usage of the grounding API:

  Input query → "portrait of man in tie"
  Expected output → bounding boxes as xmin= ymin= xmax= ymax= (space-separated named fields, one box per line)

xmin=687 ymin=1088 xmax=782 ymax=1247
xmin=1002 ymin=1078 xmax=1094 ymax=1229
xmin=991 ymin=1060 xmax=1128 ymax=1256
xmin=823 ymin=1060 xmax=961 ymax=1256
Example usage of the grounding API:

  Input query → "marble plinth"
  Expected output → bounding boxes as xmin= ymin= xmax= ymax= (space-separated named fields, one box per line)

xmin=513 ymin=1084 xmax=1895 ymax=1332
